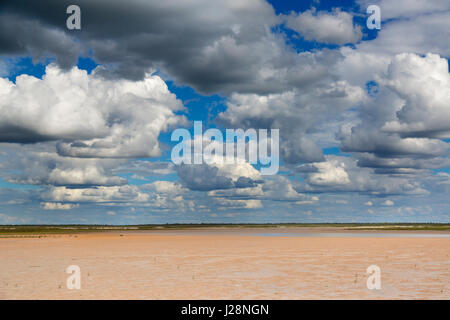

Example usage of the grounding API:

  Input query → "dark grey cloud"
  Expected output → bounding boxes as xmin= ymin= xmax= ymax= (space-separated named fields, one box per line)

xmin=0 ymin=125 xmax=54 ymax=144
xmin=0 ymin=13 xmax=80 ymax=68
xmin=177 ymin=164 xmax=234 ymax=191
xmin=355 ymin=153 xmax=450 ymax=171
xmin=1 ymin=0 xmax=303 ymax=95
xmin=176 ymin=163 xmax=263 ymax=191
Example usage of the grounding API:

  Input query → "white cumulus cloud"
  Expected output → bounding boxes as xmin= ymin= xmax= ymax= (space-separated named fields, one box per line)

xmin=0 ymin=65 xmax=186 ymax=158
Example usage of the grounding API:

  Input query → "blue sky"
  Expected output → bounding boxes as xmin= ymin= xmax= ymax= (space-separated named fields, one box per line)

xmin=0 ymin=0 xmax=449 ymax=224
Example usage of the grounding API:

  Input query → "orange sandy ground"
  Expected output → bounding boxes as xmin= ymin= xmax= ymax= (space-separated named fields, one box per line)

xmin=0 ymin=231 xmax=449 ymax=299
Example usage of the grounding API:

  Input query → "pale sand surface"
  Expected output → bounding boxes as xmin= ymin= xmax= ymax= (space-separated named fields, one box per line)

xmin=1 ymin=229 xmax=449 ymax=299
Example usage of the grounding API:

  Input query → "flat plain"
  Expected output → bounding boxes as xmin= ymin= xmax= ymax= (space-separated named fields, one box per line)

xmin=0 ymin=226 xmax=449 ymax=299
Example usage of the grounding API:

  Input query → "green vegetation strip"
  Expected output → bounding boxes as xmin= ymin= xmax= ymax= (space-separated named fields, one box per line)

xmin=0 ymin=223 xmax=449 ymax=236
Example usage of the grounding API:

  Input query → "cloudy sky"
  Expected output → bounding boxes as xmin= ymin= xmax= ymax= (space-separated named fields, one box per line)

xmin=0 ymin=0 xmax=449 ymax=224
